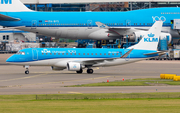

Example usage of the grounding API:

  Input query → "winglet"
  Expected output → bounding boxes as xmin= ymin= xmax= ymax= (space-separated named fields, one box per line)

xmin=120 ymin=49 xmax=133 ymax=58
xmin=128 ymin=21 xmax=163 ymax=50
xmin=96 ymin=22 xmax=109 ymax=29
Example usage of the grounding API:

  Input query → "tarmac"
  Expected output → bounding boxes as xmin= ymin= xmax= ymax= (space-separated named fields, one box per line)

xmin=0 ymin=54 xmax=180 ymax=95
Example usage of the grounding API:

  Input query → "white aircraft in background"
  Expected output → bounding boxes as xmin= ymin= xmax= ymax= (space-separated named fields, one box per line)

xmin=6 ymin=21 xmax=165 ymax=74
xmin=0 ymin=0 xmax=178 ymax=41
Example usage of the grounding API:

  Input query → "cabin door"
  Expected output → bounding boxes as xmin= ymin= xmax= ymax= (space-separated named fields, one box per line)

xmin=126 ymin=20 xmax=131 ymax=27
xmin=87 ymin=20 xmax=92 ymax=29
xmin=31 ymin=20 xmax=37 ymax=29
xmin=32 ymin=49 xmax=38 ymax=60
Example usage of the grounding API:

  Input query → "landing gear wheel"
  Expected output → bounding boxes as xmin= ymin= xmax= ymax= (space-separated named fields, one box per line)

xmin=76 ymin=69 xmax=83 ymax=74
xmin=87 ymin=69 xmax=93 ymax=74
xmin=25 ymin=70 xmax=29 ymax=74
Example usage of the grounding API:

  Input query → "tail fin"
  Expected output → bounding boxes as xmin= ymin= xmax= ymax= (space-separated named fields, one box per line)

xmin=0 ymin=0 xmax=32 ymax=12
xmin=128 ymin=21 xmax=163 ymax=50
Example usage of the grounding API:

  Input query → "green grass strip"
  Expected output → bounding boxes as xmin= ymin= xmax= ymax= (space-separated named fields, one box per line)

xmin=67 ymin=78 xmax=180 ymax=87
xmin=0 ymin=92 xmax=180 ymax=101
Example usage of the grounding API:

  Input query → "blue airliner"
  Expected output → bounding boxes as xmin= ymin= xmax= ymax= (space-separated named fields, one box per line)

xmin=6 ymin=21 xmax=165 ymax=74
xmin=0 ymin=0 xmax=179 ymax=40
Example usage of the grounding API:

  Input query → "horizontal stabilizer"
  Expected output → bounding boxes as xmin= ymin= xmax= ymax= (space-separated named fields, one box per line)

xmin=0 ymin=14 xmax=20 ymax=21
xmin=143 ymin=51 xmax=167 ymax=55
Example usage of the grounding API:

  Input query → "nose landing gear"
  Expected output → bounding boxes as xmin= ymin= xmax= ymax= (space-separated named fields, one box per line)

xmin=24 ymin=65 xmax=30 ymax=74
xmin=25 ymin=70 xmax=29 ymax=74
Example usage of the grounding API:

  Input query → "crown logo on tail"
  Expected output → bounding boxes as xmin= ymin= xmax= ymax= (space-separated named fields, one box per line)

xmin=148 ymin=33 xmax=155 ymax=37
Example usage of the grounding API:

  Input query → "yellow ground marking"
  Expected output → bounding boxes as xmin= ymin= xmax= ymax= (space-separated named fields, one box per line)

xmin=68 ymin=92 xmax=82 ymax=94
xmin=0 ymin=74 xmax=47 ymax=82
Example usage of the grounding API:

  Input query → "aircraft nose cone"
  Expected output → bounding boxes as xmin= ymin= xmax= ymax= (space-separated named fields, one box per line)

xmin=6 ymin=56 xmax=14 ymax=63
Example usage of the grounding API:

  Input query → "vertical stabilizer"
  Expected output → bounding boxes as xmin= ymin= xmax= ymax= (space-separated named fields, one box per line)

xmin=128 ymin=21 xmax=163 ymax=50
xmin=0 ymin=0 xmax=32 ymax=12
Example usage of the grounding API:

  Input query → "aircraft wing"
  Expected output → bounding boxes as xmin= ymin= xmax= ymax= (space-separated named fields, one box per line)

xmin=0 ymin=26 xmax=25 ymax=31
xmin=96 ymin=21 xmax=138 ymax=36
xmin=73 ymin=49 xmax=133 ymax=66
xmin=0 ymin=14 xmax=20 ymax=21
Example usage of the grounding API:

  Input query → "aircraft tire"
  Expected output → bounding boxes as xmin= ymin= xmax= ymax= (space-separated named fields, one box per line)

xmin=87 ymin=69 xmax=93 ymax=74
xmin=25 ymin=70 xmax=29 ymax=74
xmin=76 ymin=69 xmax=83 ymax=74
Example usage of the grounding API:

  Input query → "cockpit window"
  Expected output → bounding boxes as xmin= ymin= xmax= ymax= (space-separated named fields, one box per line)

xmin=21 ymin=52 xmax=25 ymax=55
xmin=16 ymin=51 xmax=25 ymax=55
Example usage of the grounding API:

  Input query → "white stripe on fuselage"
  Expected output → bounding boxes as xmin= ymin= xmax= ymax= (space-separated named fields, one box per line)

xmin=7 ymin=58 xmax=147 ymax=68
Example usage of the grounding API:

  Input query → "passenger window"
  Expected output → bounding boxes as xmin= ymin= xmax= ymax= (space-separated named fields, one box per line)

xmin=83 ymin=53 xmax=85 ymax=55
xmin=91 ymin=53 xmax=93 ymax=55
xmin=74 ymin=53 xmax=76 ymax=55
xmin=54 ymin=53 xmax=56 ymax=55
xmin=96 ymin=53 xmax=97 ymax=55
xmin=116 ymin=53 xmax=118 ymax=55
xmin=50 ymin=53 xmax=52 ymax=55
xmin=108 ymin=53 xmax=110 ymax=55
xmin=100 ymin=53 xmax=102 ymax=55
xmin=79 ymin=53 xmax=80 ymax=55
xmin=104 ymin=53 xmax=106 ymax=55
xmin=58 ymin=53 xmax=60 ymax=55
xmin=112 ymin=53 xmax=114 ymax=55
xmin=46 ymin=53 xmax=48 ymax=55
xmin=62 ymin=53 xmax=64 ymax=55
xmin=70 ymin=53 xmax=72 ymax=55
xmin=42 ymin=53 xmax=44 ymax=55
xmin=87 ymin=53 xmax=89 ymax=55
xmin=66 ymin=53 xmax=68 ymax=55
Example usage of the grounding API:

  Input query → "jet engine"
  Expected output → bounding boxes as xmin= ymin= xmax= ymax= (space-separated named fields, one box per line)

xmin=129 ymin=31 xmax=172 ymax=44
xmin=51 ymin=66 xmax=66 ymax=71
xmin=67 ymin=62 xmax=82 ymax=71
xmin=88 ymin=29 xmax=120 ymax=39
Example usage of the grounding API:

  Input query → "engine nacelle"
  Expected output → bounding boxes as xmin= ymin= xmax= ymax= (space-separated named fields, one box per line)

xmin=88 ymin=29 xmax=119 ymax=39
xmin=67 ymin=62 xmax=82 ymax=71
xmin=51 ymin=66 xmax=66 ymax=71
xmin=130 ymin=31 xmax=172 ymax=44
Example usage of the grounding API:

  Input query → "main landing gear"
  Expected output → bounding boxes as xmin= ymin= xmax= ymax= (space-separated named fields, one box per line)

xmin=76 ymin=69 xmax=83 ymax=74
xmin=24 ymin=65 xmax=29 ymax=74
xmin=87 ymin=69 xmax=93 ymax=74
xmin=76 ymin=68 xmax=94 ymax=74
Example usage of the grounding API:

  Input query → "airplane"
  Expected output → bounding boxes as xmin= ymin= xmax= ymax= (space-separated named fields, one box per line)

xmin=0 ymin=0 xmax=179 ymax=41
xmin=6 ymin=21 xmax=165 ymax=74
